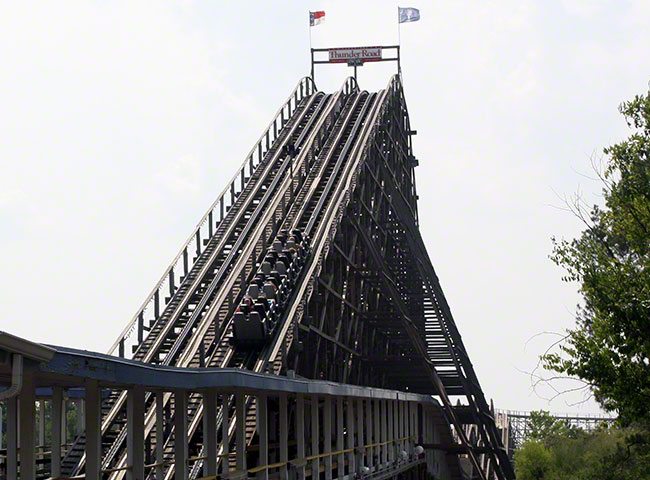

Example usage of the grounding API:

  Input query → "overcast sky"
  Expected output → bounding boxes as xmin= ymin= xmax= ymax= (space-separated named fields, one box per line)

xmin=2 ymin=1 xmax=649 ymax=415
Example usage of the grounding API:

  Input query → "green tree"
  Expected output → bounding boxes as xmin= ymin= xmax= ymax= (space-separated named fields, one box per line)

xmin=526 ymin=411 xmax=573 ymax=446
xmin=543 ymin=84 xmax=650 ymax=479
xmin=513 ymin=423 xmax=645 ymax=480
xmin=514 ymin=440 xmax=553 ymax=480
xmin=546 ymin=86 xmax=650 ymax=425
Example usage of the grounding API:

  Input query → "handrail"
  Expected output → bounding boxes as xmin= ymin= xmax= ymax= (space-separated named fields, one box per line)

xmin=245 ymin=435 xmax=417 ymax=474
xmin=107 ymin=77 xmax=317 ymax=358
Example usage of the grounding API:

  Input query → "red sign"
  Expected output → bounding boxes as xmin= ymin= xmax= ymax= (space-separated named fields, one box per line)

xmin=328 ymin=47 xmax=382 ymax=63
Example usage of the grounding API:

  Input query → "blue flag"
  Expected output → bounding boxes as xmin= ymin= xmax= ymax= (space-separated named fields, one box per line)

xmin=398 ymin=7 xmax=420 ymax=23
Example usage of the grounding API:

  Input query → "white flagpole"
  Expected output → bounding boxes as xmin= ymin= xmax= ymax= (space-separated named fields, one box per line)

xmin=309 ymin=13 xmax=312 ymax=50
xmin=309 ymin=13 xmax=314 ymax=81
xmin=397 ymin=6 xmax=401 ymax=45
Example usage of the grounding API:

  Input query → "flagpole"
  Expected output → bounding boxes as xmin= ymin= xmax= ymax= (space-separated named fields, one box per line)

xmin=397 ymin=6 xmax=401 ymax=45
xmin=309 ymin=12 xmax=313 ymax=81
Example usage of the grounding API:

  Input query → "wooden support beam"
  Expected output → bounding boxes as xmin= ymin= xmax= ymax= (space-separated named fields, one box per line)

xmin=222 ymin=394 xmax=230 ymax=475
xmin=365 ymin=399 xmax=373 ymax=469
xmin=155 ymin=391 xmax=165 ymax=480
xmin=256 ymin=395 xmax=268 ymax=480
xmin=323 ymin=396 xmax=332 ymax=480
xmin=236 ymin=392 xmax=246 ymax=472
xmin=295 ymin=394 xmax=306 ymax=480
xmin=85 ymin=379 xmax=102 ymax=480
xmin=127 ymin=385 xmax=145 ymax=480
xmin=311 ymin=395 xmax=319 ymax=478
xmin=6 ymin=397 xmax=17 ymax=479
xmin=356 ymin=398 xmax=364 ymax=470
xmin=19 ymin=371 xmax=36 ymax=479
xmin=346 ymin=398 xmax=356 ymax=475
xmin=387 ymin=398 xmax=394 ymax=464
xmin=279 ymin=394 xmax=289 ymax=480
xmin=336 ymin=397 xmax=344 ymax=479
xmin=204 ymin=390 xmax=218 ymax=477
xmin=373 ymin=399 xmax=380 ymax=467
xmin=52 ymin=386 xmax=63 ymax=477
xmin=174 ymin=390 xmax=189 ymax=480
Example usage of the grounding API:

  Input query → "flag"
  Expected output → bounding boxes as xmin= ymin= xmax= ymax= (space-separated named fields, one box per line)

xmin=310 ymin=11 xmax=325 ymax=27
xmin=398 ymin=7 xmax=420 ymax=23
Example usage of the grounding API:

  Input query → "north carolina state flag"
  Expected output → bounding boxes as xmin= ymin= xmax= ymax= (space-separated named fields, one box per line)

xmin=310 ymin=11 xmax=325 ymax=27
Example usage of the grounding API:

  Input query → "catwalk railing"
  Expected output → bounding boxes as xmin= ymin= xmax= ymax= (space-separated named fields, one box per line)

xmin=0 ymin=335 xmax=455 ymax=480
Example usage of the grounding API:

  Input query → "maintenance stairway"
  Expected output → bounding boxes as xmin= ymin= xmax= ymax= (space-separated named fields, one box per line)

xmin=0 ymin=75 xmax=514 ymax=480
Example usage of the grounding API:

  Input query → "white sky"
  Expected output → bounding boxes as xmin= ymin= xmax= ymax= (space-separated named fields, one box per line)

xmin=2 ymin=1 xmax=649 ymax=414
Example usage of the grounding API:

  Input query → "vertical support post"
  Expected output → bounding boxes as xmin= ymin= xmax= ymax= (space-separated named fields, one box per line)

xmin=7 ymin=397 xmax=17 ymax=479
xmin=236 ymin=391 xmax=246 ymax=473
xmin=387 ymin=398 xmax=394 ymax=464
xmin=138 ymin=312 xmax=144 ymax=344
xmin=279 ymin=394 xmax=289 ymax=480
xmin=156 ymin=392 xmax=165 ymax=480
xmin=62 ymin=394 xmax=67 ymax=448
xmin=174 ymin=390 xmax=189 ymax=480
xmin=154 ymin=290 xmax=160 ymax=319
xmin=310 ymin=395 xmax=319 ymax=479
xmin=204 ymin=390 xmax=218 ymax=477
xmin=401 ymin=401 xmax=407 ymax=459
xmin=296 ymin=394 xmax=306 ymax=480
xmin=256 ymin=395 xmax=269 ymax=480
xmin=85 ymin=379 xmax=102 ymax=480
xmin=373 ymin=400 xmax=380 ymax=468
xmin=127 ymin=385 xmax=145 ymax=480
xmin=310 ymin=49 xmax=315 ymax=82
xmin=381 ymin=400 xmax=388 ymax=466
xmin=336 ymin=397 xmax=344 ymax=479
xmin=346 ymin=398 xmax=356 ymax=476
xmin=169 ymin=267 xmax=175 ymax=298
xmin=255 ymin=395 xmax=269 ymax=480
xmin=79 ymin=396 xmax=85 ymax=435
xmin=365 ymin=399 xmax=373 ymax=470
xmin=52 ymin=386 xmax=63 ymax=478
xmin=323 ymin=396 xmax=332 ymax=480
xmin=19 ymin=371 xmax=36 ymax=479
xmin=38 ymin=399 xmax=45 ymax=458
xmin=409 ymin=402 xmax=417 ymax=455
xmin=356 ymin=399 xmax=364 ymax=470
xmin=222 ymin=394 xmax=230 ymax=476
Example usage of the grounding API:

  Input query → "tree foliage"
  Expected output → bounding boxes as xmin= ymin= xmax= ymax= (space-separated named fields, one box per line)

xmin=526 ymin=411 xmax=575 ymax=445
xmin=546 ymin=87 xmax=650 ymax=424
xmin=538 ymin=84 xmax=650 ymax=479
xmin=514 ymin=413 xmax=650 ymax=480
